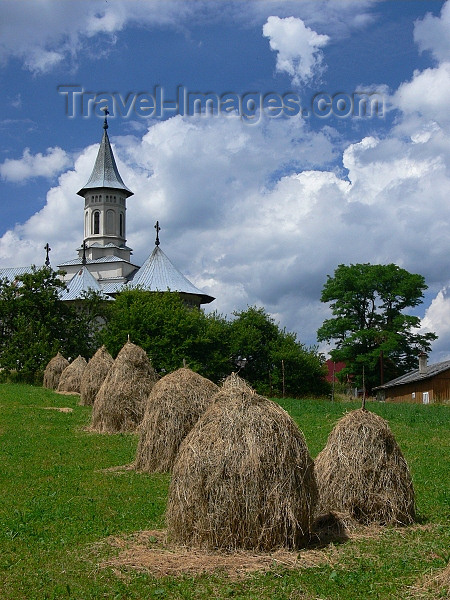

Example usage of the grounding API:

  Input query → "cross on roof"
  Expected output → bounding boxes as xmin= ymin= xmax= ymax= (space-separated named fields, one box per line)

xmin=81 ymin=240 xmax=87 ymax=265
xmin=154 ymin=220 xmax=161 ymax=246
xmin=44 ymin=243 xmax=51 ymax=267
xmin=101 ymin=106 xmax=109 ymax=129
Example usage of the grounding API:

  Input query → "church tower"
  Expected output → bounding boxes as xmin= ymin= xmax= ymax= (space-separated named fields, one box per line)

xmin=58 ymin=112 xmax=139 ymax=288
xmin=77 ymin=110 xmax=133 ymax=263
xmin=56 ymin=113 xmax=214 ymax=306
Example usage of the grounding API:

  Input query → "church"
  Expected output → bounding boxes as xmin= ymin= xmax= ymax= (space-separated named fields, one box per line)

xmin=1 ymin=114 xmax=215 ymax=309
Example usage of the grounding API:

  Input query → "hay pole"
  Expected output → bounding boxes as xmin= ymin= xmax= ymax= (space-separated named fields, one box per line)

xmin=361 ymin=365 xmax=366 ymax=411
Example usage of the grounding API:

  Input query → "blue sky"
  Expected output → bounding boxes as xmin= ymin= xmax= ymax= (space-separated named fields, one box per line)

xmin=1 ymin=0 xmax=450 ymax=361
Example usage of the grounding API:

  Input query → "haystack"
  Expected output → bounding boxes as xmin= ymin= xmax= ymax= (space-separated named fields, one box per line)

xmin=90 ymin=342 xmax=158 ymax=433
xmin=134 ymin=368 xmax=219 ymax=473
xmin=43 ymin=352 xmax=69 ymax=389
xmin=57 ymin=355 xmax=87 ymax=394
xmin=314 ymin=408 xmax=415 ymax=525
xmin=166 ymin=386 xmax=318 ymax=551
xmin=79 ymin=346 xmax=114 ymax=406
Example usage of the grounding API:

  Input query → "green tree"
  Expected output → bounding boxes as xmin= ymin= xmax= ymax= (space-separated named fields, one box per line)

xmin=0 ymin=266 xmax=105 ymax=377
xmin=317 ymin=263 xmax=437 ymax=392
xmin=100 ymin=289 xmax=231 ymax=381
xmin=230 ymin=306 xmax=329 ymax=397
xmin=229 ymin=306 xmax=279 ymax=388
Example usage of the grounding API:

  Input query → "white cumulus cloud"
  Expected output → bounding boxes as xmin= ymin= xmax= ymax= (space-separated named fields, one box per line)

xmin=393 ymin=62 xmax=450 ymax=127
xmin=419 ymin=286 xmax=450 ymax=362
xmin=414 ymin=0 xmax=450 ymax=64
xmin=0 ymin=147 xmax=70 ymax=183
xmin=262 ymin=15 xmax=329 ymax=86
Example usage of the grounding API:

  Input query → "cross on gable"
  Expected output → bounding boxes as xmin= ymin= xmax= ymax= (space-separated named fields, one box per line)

xmin=81 ymin=240 xmax=87 ymax=265
xmin=154 ymin=221 xmax=161 ymax=246
xmin=101 ymin=106 xmax=109 ymax=129
xmin=44 ymin=243 xmax=51 ymax=267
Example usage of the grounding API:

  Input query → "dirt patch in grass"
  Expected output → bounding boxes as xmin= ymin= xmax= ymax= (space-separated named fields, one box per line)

xmin=41 ymin=406 xmax=73 ymax=413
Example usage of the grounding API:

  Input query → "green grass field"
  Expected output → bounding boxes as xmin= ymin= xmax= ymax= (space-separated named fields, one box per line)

xmin=0 ymin=384 xmax=448 ymax=599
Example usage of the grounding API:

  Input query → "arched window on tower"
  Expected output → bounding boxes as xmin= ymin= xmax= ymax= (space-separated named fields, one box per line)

xmin=119 ymin=213 xmax=124 ymax=237
xmin=93 ymin=211 xmax=100 ymax=235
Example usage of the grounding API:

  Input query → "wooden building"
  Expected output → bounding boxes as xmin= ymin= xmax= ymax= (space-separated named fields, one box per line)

xmin=374 ymin=354 xmax=450 ymax=404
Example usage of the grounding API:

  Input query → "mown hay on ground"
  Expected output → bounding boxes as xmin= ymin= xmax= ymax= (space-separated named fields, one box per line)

xmin=43 ymin=352 xmax=69 ymax=389
xmin=166 ymin=386 xmax=318 ymax=551
xmin=314 ymin=408 xmax=415 ymax=525
xmin=79 ymin=346 xmax=114 ymax=406
xmin=57 ymin=355 xmax=87 ymax=394
xmin=90 ymin=342 xmax=158 ymax=433
xmin=134 ymin=368 xmax=218 ymax=473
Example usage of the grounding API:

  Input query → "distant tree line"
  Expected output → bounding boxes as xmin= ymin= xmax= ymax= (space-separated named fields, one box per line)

xmin=0 ymin=267 xmax=329 ymax=397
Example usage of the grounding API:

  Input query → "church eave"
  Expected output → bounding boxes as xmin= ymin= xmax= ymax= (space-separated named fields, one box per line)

xmin=77 ymin=184 xmax=133 ymax=198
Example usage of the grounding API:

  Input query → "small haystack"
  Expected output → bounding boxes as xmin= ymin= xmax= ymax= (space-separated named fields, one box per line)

xmin=134 ymin=368 xmax=219 ymax=473
xmin=314 ymin=408 xmax=415 ymax=525
xmin=90 ymin=342 xmax=158 ymax=433
xmin=43 ymin=352 xmax=69 ymax=389
xmin=79 ymin=346 xmax=114 ymax=407
xmin=166 ymin=386 xmax=317 ymax=551
xmin=57 ymin=355 xmax=87 ymax=394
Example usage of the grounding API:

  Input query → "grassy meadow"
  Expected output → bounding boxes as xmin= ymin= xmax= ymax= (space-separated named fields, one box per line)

xmin=0 ymin=383 xmax=448 ymax=599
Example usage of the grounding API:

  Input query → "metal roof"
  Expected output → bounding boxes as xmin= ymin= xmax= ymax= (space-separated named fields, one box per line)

xmin=374 ymin=359 xmax=450 ymax=390
xmin=0 ymin=266 xmax=34 ymax=283
xmin=77 ymin=123 xmax=133 ymax=197
xmin=61 ymin=266 xmax=111 ymax=301
xmin=58 ymin=255 xmax=137 ymax=266
xmin=128 ymin=245 xmax=215 ymax=304
xmin=101 ymin=281 xmax=126 ymax=294
xmin=79 ymin=242 xmax=133 ymax=251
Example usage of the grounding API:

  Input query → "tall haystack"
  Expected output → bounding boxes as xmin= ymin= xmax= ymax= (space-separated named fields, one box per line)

xmin=90 ymin=342 xmax=158 ymax=433
xmin=43 ymin=352 xmax=69 ymax=389
xmin=166 ymin=386 xmax=317 ymax=551
xmin=79 ymin=346 xmax=114 ymax=406
xmin=57 ymin=355 xmax=87 ymax=394
xmin=314 ymin=408 xmax=415 ymax=525
xmin=134 ymin=368 xmax=219 ymax=473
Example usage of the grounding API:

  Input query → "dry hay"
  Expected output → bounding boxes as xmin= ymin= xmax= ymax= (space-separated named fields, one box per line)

xmin=166 ymin=386 xmax=318 ymax=551
xmin=221 ymin=372 xmax=254 ymax=392
xmin=43 ymin=352 xmax=69 ymax=389
xmin=97 ymin=529 xmax=330 ymax=581
xmin=314 ymin=408 xmax=416 ymax=526
xmin=79 ymin=345 xmax=114 ymax=406
xmin=134 ymin=367 xmax=219 ymax=473
xmin=409 ymin=562 xmax=450 ymax=599
xmin=90 ymin=342 xmax=158 ymax=433
xmin=57 ymin=355 xmax=87 ymax=394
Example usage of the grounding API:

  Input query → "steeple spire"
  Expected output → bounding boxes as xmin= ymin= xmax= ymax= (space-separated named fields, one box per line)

xmin=77 ymin=112 xmax=133 ymax=198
